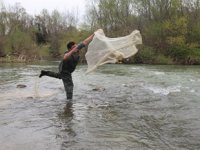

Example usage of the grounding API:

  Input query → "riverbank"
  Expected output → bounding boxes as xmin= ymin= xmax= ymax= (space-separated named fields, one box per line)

xmin=0 ymin=55 xmax=52 ymax=63
xmin=0 ymin=55 xmax=39 ymax=63
xmin=1 ymin=51 xmax=200 ymax=65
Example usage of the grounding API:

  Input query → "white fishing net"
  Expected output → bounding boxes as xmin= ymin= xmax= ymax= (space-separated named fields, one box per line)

xmin=85 ymin=29 xmax=142 ymax=73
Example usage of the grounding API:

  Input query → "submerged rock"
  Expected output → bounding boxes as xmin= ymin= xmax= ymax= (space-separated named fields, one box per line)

xmin=92 ymin=86 xmax=105 ymax=91
xmin=16 ymin=84 xmax=27 ymax=88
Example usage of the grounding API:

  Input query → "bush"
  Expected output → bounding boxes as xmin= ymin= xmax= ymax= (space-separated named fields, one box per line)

xmin=134 ymin=46 xmax=174 ymax=64
xmin=134 ymin=45 xmax=157 ymax=64
xmin=154 ymin=55 xmax=173 ymax=64
xmin=167 ymin=46 xmax=200 ymax=64
xmin=37 ymin=45 xmax=52 ymax=59
xmin=187 ymin=48 xmax=200 ymax=64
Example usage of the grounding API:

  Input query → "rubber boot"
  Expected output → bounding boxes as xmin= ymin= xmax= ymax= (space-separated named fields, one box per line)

xmin=39 ymin=70 xmax=47 ymax=78
xmin=67 ymin=92 xmax=73 ymax=100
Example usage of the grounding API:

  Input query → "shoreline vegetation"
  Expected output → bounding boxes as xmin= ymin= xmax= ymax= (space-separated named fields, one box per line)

xmin=1 ymin=45 xmax=200 ymax=65
xmin=0 ymin=0 xmax=200 ymax=65
xmin=0 ymin=55 xmax=39 ymax=63
xmin=1 ymin=49 xmax=200 ymax=65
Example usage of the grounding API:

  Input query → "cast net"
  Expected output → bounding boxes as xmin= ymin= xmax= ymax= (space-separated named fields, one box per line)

xmin=85 ymin=29 xmax=142 ymax=73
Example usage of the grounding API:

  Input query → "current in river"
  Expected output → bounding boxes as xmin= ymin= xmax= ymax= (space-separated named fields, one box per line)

xmin=0 ymin=62 xmax=200 ymax=150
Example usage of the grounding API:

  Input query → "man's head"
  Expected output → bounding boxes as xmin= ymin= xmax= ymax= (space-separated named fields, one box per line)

xmin=67 ymin=41 xmax=76 ymax=51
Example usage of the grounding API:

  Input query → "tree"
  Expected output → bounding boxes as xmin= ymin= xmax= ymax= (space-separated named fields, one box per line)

xmin=86 ymin=0 xmax=137 ymax=36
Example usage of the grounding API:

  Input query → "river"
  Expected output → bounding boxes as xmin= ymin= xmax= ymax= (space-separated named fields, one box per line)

xmin=0 ymin=62 xmax=200 ymax=150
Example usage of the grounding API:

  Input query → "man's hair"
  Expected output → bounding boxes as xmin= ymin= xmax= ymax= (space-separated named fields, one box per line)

xmin=67 ymin=41 xmax=75 ymax=50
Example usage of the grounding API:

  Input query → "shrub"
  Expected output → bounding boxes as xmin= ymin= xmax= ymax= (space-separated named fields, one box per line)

xmin=167 ymin=46 xmax=200 ymax=64
xmin=134 ymin=45 xmax=156 ymax=64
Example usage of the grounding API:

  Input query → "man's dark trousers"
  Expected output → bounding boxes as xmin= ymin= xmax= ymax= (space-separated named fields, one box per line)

xmin=44 ymin=71 xmax=73 ymax=99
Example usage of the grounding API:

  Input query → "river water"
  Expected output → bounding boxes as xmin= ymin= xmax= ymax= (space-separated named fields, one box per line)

xmin=0 ymin=62 xmax=200 ymax=150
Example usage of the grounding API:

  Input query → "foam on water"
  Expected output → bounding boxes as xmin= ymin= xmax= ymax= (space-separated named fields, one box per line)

xmin=144 ymin=85 xmax=181 ymax=95
xmin=154 ymin=71 xmax=165 ymax=75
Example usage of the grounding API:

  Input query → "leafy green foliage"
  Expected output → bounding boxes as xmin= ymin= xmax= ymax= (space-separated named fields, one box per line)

xmin=133 ymin=45 xmax=173 ymax=64
xmin=163 ymin=17 xmax=188 ymax=47
xmin=167 ymin=46 xmax=200 ymax=64
xmin=143 ymin=22 xmax=164 ymax=48
xmin=1 ymin=0 xmax=200 ymax=65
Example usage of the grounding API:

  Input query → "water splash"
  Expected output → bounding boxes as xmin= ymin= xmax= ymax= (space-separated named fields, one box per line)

xmin=34 ymin=76 xmax=40 ymax=98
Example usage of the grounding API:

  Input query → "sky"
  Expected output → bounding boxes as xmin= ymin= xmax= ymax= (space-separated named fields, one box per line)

xmin=3 ymin=0 xmax=86 ymax=18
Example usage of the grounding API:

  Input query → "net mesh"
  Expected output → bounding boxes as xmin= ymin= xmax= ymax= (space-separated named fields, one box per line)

xmin=85 ymin=29 xmax=142 ymax=73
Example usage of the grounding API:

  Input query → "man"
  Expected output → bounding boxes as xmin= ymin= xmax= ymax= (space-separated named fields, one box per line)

xmin=39 ymin=33 xmax=95 ymax=100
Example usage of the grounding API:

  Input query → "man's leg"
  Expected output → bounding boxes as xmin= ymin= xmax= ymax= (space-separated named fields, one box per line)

xmin=62 ymin=75 xmax=74 ymax=100
xmin=39 ymin=70 xmax=61 ymax=79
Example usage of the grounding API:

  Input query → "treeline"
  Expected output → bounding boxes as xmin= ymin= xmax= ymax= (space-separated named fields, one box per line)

xmin=0 ymin=2 xmax=92 ymax=62
xmin=1 ymin=0 xmax=200 ymax=64
xmin=86 ymin=0 xmax=200 ymax=64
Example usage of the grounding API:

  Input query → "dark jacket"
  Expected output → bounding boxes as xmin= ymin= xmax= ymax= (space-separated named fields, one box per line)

xmin=59 ymin=52 xmax=80 ymax=74
xmin=59 ymin=42 xmax=85 ymax=74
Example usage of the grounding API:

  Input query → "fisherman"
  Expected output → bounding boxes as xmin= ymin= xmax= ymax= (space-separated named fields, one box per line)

xmin=39 ymin=33 xmax=95 ymax=100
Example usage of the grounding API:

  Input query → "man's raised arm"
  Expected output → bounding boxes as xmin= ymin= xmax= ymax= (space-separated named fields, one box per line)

xmin=63 ymin=33 xmax=95 ymax=60
xmin=82 ymin=33 xmax=95 ymax=46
